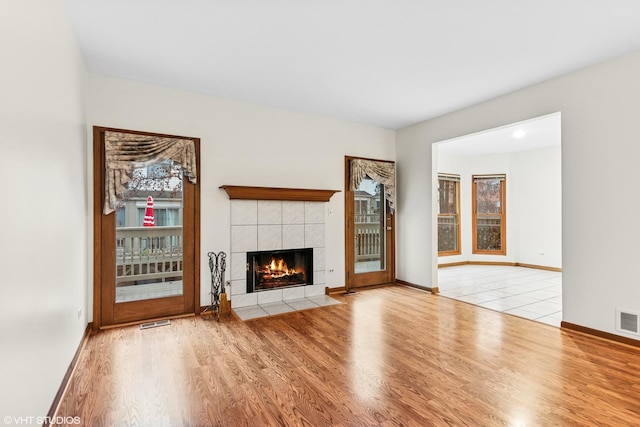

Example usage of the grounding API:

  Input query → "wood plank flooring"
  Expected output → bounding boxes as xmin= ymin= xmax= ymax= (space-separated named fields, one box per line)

xmin=56 ymin=286 xmax=640 ymax=426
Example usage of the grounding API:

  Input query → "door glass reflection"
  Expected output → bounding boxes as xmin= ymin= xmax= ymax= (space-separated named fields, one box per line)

xmin=354 ymin=177 xmax=386 ymax=274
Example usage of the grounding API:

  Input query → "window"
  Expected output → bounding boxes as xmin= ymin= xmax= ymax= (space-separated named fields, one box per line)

xmin=438 ymin=174 xmax=460 ymax=255
xmin=472 ymin=175 xmax=506 ymax=255
xmin=137 ymin=207 xmax=181 ymax=226
xmin=115 ymin=208 xmax=126 ymax=227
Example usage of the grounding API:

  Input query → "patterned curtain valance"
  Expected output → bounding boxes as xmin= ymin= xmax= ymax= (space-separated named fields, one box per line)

xmin=349 ymin=158 xmax=396 ymax=211
xmin=103 ymin=131 xmax=198 ymax=215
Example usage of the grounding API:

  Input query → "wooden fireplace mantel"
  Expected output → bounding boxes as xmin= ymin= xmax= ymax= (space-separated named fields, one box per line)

xmin=220 ymin=185 xmax=340 ymax=202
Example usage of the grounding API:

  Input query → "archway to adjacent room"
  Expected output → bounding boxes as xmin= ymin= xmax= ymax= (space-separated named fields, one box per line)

xmin=432 ymin=112 xmax=562 ymax=327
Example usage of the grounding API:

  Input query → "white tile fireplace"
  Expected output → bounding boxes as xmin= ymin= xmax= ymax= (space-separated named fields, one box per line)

xmin=222 ymin=186 xmax=339 ymax=308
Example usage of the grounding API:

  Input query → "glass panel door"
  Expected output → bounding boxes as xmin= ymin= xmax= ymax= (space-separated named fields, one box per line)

xmin=94 ymin=126 xmax=199 ymax=328
xmin=114 ymin=160 xmax=184 ymax=303
xmin=354 ymin=178 xmax=386 ymax=273
xmin=345 ymin=156 xmax=395 ymax=289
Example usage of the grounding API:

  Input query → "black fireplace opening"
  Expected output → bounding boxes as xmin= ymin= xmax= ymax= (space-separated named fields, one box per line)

xmin=247 ymin=248 xmax=313 ymax=292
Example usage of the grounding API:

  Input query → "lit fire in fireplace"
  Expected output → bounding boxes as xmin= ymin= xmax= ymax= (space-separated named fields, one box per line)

xmin=255 ymin=256 xmax=306 ymax=288
xmin=247 ymin=248 xmax=313 ymax=292
xmin=259 ymin=257 xmax=297 ymax=280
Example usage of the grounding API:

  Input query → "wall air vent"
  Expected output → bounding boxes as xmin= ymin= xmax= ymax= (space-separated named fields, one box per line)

xmin=616 ymin=309 xmax=640 ymax=335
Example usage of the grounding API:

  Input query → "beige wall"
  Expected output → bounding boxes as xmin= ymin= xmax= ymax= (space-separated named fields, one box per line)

xmin=397 ymin=49 xmax=640 ymax=339
xmin=0 ymin=0 xmax=88 ymax=418
xmin=87 ymin=73 xmax=396 ymax=312
xmin=437 ymin=145 xmax=562 ymax=268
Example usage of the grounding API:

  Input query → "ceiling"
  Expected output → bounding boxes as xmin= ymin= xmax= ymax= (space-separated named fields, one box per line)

xmin=63 ymin=0 xmax=640 ymax=130
xmin=437 ymin=112 xmax=561 ymax=156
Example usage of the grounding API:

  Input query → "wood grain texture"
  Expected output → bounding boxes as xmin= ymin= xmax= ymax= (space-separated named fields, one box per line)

xmin=219 ymin=292 xmax=231 ymax=317
xmin=56 ymin=286 xmax=640 ymax=426
xmin=219 ymin=185 xmax=340 ymax=202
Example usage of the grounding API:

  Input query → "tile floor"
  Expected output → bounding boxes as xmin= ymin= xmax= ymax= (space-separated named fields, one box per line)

xmin=437 ymin=265 xmax=562 ymax=327
xmin=233 ymin=295 xmax=343 ymax=321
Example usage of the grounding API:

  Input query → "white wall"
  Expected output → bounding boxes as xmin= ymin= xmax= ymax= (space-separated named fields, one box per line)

xmin=513 ymin=146 xmax=562 ymax=268
xmin=437 ymin=151 xmax=514 ymax=264
xmin=397 ymin=49 xmax=640 ymax=340
xmin=0 ymin=0 xmax=88 ymax=420
xmin=87 ymin=74 xmax=396 ymax=313
xmin=437 ymin=146 xmax=562 ymax=269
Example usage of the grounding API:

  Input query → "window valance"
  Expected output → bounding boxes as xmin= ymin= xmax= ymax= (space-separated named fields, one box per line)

xmin=349 ymin=158 xmax=396 ymax=211
xmin=103 ymin=131 xmax=198 ymax=215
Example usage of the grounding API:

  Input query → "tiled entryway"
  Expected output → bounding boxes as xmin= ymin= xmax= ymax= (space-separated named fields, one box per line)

xmin=233 ymin=295 xmax=342 ymax=321
xmin=438 ymin=265 xmax=562 ymax=327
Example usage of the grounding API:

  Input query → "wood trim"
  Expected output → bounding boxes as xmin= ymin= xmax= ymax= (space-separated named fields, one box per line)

xmin=516 ymin=263 xmax=562 ymax=272
xmin=344 ymin=156 xmax=395 ymax=290
xmin=47 ymin=324 xmax=92 ymax=425
xmin=92 ymin=127 xmax=103 ymax=330
xmin=472 ymin=175 xmax=506 ymax=255
xmin=395 ymin=279 xmax=434 ymax=293
xmin=344 ymin=158 xmax=353 ymax=291
xmin=440 ymin=261 xmax=517 ymax=268
xmin=326 ymin=286 xmax=346 ymax=294
xmin=437 ymin=176 xmax=461 ymax=257
xmin=193 ymin=140 xmax=201 ymax=316
xmin=561 ymin=321 xmax=640 ymax=349
xmin=220 ymin=185 xmax=340 ymax=202
xmin=438 ymin=261 xmax=474 ymax=268
xmin=100 ymin=313 xmax=195 ymax=330
xmin=93 ymin=126 xmax=201 ymax=328
xmin=113 ymin=297 xmax=185 ymax=324
xmin=346 ymin=155 xmax=395 ymax=164
xmin=339 ymin=282 xmax=395 ymax=292
xmin=438 ymin=261 xmax=562 ymax=272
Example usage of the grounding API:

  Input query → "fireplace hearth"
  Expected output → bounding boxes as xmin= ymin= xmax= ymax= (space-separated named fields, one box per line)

xmin=247 ymin=248 xmax=313 ymax=293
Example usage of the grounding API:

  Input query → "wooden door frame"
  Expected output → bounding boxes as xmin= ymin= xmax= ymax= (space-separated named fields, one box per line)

xmin=92 ymin=126 xmax=200 ymax=329
xmin=344 ymin=156 xmax=396 ymax=290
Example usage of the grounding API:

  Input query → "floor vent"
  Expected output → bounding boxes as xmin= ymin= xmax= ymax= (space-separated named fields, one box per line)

xmin=140 ymin=319 xmax=171 ymax=330
xmin=616 ymin=309 xmax=640 ymax=335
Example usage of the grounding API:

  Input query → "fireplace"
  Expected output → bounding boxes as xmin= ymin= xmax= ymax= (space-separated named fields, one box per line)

xmin=247 ymin=248 xmax=313 ymax=293
xmin=224 ymin=193 xmax=336 ymax=308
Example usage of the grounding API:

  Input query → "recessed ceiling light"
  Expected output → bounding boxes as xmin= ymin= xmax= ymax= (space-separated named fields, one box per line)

xmin=512 ymin=130 xmax=526 ymax=138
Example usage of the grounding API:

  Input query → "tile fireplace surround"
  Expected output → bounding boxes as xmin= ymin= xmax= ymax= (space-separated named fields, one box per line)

xmin=226 ymin=186 xmax=338 ymax=308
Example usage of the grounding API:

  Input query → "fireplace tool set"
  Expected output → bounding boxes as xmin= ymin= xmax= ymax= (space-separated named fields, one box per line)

xmin=202 ymin=251 xmax=231 ymax=321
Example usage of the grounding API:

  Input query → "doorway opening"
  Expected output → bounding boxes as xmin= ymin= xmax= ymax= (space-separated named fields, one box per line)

xmin=432 ymin=112 xmax=562 ymax=326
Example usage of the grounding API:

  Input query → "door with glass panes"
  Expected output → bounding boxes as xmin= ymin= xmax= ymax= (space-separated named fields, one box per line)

xmin=93 ymin=127 xmax=200 ymax=327
xmin=345 ymin=156 xmax=395 ymax=289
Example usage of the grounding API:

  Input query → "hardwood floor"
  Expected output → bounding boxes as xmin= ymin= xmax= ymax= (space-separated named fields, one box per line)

xmin=56 ymin=286 xmax=640 ymax=426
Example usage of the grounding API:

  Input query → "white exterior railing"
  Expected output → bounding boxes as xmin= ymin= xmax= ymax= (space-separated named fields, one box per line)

xmin=116 ymin=226 xmax=183 ymax=285
xmin=355 ymin=222 xmax=382 ymax=261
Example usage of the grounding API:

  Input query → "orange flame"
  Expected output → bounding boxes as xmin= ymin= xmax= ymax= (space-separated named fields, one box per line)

xmin=263 ymin=257 xmax=296 ymax=277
